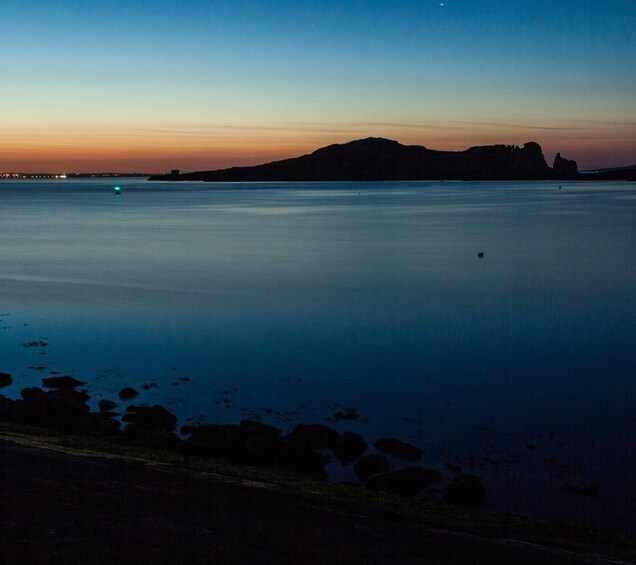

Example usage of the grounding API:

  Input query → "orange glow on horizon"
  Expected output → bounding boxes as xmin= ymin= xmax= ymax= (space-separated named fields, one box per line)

xmin=1 ymin=120 xmax=634 ymax=173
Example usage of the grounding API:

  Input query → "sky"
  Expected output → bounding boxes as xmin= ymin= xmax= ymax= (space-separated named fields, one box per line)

xmin=1 ymin=0 xmax=635 ymax=172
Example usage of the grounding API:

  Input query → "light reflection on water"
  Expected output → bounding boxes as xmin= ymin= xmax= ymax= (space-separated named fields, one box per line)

xmin=0 ymin=178 xmax=635 ymax=531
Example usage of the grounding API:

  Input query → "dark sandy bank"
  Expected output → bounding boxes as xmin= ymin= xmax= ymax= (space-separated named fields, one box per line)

xmin=1 ymin=424 xmax=633 ymax=564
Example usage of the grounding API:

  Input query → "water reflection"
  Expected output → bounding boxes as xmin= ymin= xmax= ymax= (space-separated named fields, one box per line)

xmin=0 ymin=179 xmax=634 ymax=530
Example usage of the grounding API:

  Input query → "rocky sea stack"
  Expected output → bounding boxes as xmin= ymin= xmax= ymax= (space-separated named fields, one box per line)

xmin=553 ymin=152 xmax=579 ymax=178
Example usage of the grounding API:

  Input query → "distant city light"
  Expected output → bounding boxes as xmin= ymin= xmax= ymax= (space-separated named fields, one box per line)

xmin=0 ymin=172 xmax=67 ymax=179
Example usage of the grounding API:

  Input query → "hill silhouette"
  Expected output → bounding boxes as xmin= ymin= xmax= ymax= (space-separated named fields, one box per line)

xmin=148 ymin=137 xmax=633 ymax=182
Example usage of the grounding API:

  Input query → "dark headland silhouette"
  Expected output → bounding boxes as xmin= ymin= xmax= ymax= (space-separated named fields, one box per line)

xmin=148 ymin=137 xmax=635 ymax=182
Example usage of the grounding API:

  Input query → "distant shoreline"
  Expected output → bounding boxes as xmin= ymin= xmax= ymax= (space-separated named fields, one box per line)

xmin=148 ymin=173 xmax=636 ymax=183
xmin=148 ymin=138 xmax=636 ymax=183
xmin=1 ymin=173 xmax=150 ymax=180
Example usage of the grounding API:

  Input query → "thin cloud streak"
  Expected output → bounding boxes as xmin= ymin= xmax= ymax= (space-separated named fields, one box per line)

xmin=5 ymin=118 xmax=633 ymax=138
xmin=130 ymin=118 xmax=636 ymax=137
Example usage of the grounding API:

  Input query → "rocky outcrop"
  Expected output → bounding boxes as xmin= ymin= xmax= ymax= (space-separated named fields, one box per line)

xmin=122 ymin=404 xmax=178 ymax=432
xmin=354 ymin=454 xmax=391 ymax=482
xmin=239 ymin=419 xmax=280 ymax=437
xmin=0 ymin=372 xmax=12 ymax=388
xmin=42 ymin=376 xmax=86 ymax=389
xmin=0 ymin=383 xmax=488 ymax=502
xmin=374 ymin=437 xmax=423 ymax=462
xmin=98 ymin=399 xmax=117 ymax=412
xmin=553 ymin=152 xmax=578 ymax=178
xmin=333 ymin=432 xmax=368 ymax=464
xmin=118 ymin=387 xmax=139 ymax=400
xmin=17 ymin=386 xmax=91 ymax=432
xmin=149 ymin=137 xmax=561 ymax=182
xmin=443 ymin=474 xmax=486 ymax=507
xmin=0 ymin=387 xmax=121 ymax=438
xmin=286 ymin=423 xmax=340 ymax=449
xmin=183 ymin=422 xmax=329 ymax=479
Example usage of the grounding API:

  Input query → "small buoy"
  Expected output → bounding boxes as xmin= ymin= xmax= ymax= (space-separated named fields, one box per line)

xmin=559 ymin=185 xmax=562 ymax=189
xmin=113 ymin=185 xmax=121 ymax=195
xmin=478 ymin=252 xmax=484 ymax=258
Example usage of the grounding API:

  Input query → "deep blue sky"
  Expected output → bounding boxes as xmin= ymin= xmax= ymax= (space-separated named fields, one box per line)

xmin=2 ymin=0 xmax=635 ymax=171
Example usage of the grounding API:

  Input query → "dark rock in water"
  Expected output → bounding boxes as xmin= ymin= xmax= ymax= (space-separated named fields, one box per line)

xmin=278 ymin=446 xmax=329 ymax=481
xmin=122 ymin=404 xmax=178 ymax=432
xmin=201 ymin=421 xmax=285 ymax=469
xmin=22 ymin=386 xmax=90 ymax=405
xmin=238 ymin=432 xmax=286 ymax=467
xmin=286 ymin=423 xmax=340 ymax=449
xmin=0 ymin=394 xmax=17 ymax=421
xmin=56 ymin=387 xmax=91 ymax=403
xmin=185 ymin=424 xmax=245 ymax=458
xmin=17 ymin=386 xmax=91 ymax=433
xmin=561 ymin=482 xmax=600 ymax=497
xmin=333 ymin=408 xmax=359 ymax=421
xmin=184 ymin=422 xmax=329 ymax=479
xmin=365 ymin=467 xmax=443 ymax=497
xmin=553 ymin=152 xmax=578 ymax=177
xmin=20 ymin=386 xmax=47 ymax=404
xmin=354 ymin=454 xmax=391 ymax=482
xmin=85 ymin=411 xmax=121 ymax=438
xmin=443 ymin=474 xmax=486 ymax=507
xmin=0 ymin=372 xmax=12 ymax=388
xmin=444 ymin=463 xmax=462 ymax=474
xmin=0 ymin=389 xmax=120 ymax=438
xmin=334 ymin=432 xmax=368 ymax=464
xmin=118 ymin=387 xmax=139 ymax=400
xmin=180 ymin=425 xmax=197 ymax=436
xmin=42 ymin=376 xmax=86 ymax=389
xmin=240 ymin=419 xmax=280 ymax=436
xmin=241 ymin=424 xmax=328 ymax=478
xmin=374 ymin=437 xmax=423 ymax=462
xmin=98 ymin=399 xmax=117 ymax=412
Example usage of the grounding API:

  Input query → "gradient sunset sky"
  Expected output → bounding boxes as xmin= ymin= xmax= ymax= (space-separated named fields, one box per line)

xmin=2 ymin=0 xmax=635 ymax=173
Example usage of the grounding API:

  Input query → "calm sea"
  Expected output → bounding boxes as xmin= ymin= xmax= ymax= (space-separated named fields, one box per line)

xmin=1 ymin=178 xmax=634 ymax=531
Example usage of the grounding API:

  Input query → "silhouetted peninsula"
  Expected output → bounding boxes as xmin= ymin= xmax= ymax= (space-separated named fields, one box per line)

xmin=148 ymin=137 xmax=635 ymax=182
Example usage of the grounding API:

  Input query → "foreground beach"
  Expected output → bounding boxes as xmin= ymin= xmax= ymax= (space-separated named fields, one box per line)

xmin=1 ymin=421 xmax=634 ymax=564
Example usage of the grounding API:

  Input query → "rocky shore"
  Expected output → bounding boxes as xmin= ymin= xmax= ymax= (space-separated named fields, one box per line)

xmin=0 ymin=379 xmax=486 ymax=506
xmin=0 ymin=375 xmax=634 ymax=562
